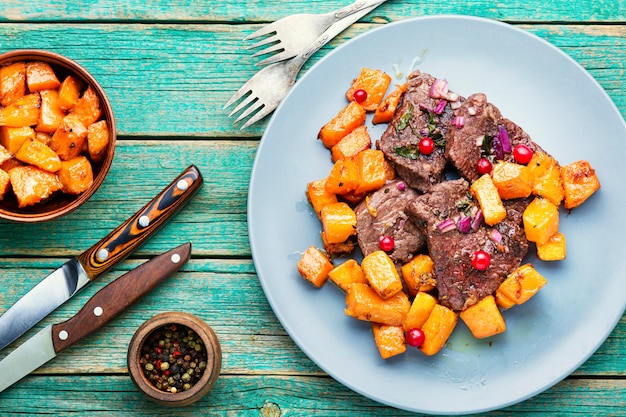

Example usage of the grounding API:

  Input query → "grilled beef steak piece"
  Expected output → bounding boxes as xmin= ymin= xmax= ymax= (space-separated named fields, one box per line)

xmin=446 ymin=93 xmax=545 ymax=182
xmin=407 ymin=178 xmax=529 ymax=311
xmin=354 ymin=180 xmax=425 ymax=263
xmin=377 ymin=71 xmax=457 ymax=192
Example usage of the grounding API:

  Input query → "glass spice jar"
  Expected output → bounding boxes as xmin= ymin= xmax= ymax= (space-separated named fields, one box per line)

xmin=128 ymin=312 xmax=221 ymax=406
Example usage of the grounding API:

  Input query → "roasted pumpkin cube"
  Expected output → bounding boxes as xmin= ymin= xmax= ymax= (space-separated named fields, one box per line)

xmin=57 ymin=156 xmax=94 ymax=195
xmin=523 ymin=197 xmax=559 ymax=245
xmin=328 ymin=259 xmax=367 ymax=292
xmin=72 ymin=86 xmax=102 ymax=127
xmin=401 ymin=254 xmax=436 ymax=295
xmin=15 ymin=137 xmax=62 ymax=173
xmin=320 ymin=202 xmax=356 ymax=244
xmin=495 ymin=264 xmax=547 ymax=309
xmin=0 ymin=126 xmax=35 ymax=154
xmin=419 ymin=304 xmax=457 ymax=356
xmin=34 ymin=131 xmax=52 ymax=146
xmin=325 ymin=157 xmax=360 ymax=195
xmin=561 ymin=160 xmax=601 ymax=209
xmin=306 ymin=179 xmax=338 ymax=218
xmin=297 ymin=246 xmax=333 ymax=288
xmin=373 ymin=83 xmax=407 ymax=124
xmin=0 ymin=158 xmax=22 ymax=172
xmin=383 ymin=159 xmax=397 ymax=181
xmin=330 ymin=125 xmax=371 ymax=162
xmin=0 ymin=93 xmax=41 ymax=127
xmin=0 ymin=61 xmax=26 ymax=106
xmin=354 ymin=149 xmax=387 ymax=195
xmin=403 ymin=291 xmax=437 ymax=332
xmin=86 ymin=120 xmax=110 ymax=162
xmin=470 ymin=174 xmax=506 ymax=226
xmin=25 ymin=61 xmax=60 ymax=92
xmin=0 ymin=168 xmax=10 ymax=199
xmin=491 ymin=161 xmax=532 ymax=200
xmin=536 ymin=232 xmax=566 ymax=261
xmin=50 ymin=113 xmax=88 ymax=160
xmin=36 ymin=89 xmax=65 ymax=134
xmin=345 ymin=68 xmax=391 ymax=111
xmin=361 ymin=250 xmax=403 ymax=299
xmin=0 ymin=144 xmax=11 ymax=165
xmin=345 ymin=283 xmax=410 ymax=326
xmin=8 ymin=165 xmax=61 ymax=207
xmin=372 ymin=323 xmax=406 ymax=359
xmin=527 ymin=151 xmax=564 ymax=206
xmin=57 ymin=75 xmax=83 ymax=111
xmin=318 ymin=101 xmax=366 ymax=148
xmin=459 ymin=295 xmax=506 ymax=339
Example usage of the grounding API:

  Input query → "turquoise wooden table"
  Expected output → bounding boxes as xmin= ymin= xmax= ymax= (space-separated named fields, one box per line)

xmin=0 ymin=1 xmax=624 ymax=415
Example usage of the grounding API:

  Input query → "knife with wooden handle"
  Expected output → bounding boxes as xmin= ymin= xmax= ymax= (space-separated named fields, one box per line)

xmin=0 ymin=165 xmax=202 ymax=350
xmin=0 ymin=242 xmax=192 ymax=393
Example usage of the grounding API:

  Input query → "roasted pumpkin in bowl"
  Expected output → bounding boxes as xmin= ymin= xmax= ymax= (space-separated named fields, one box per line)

xmin=0 ymin=49 xmax=116 ymax=222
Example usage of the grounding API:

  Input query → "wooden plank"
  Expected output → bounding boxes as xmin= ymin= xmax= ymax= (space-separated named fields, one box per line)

xmin=0 ymin=23 xmax=623 ymax=137
xmin=0 ymin=374 xmax=623 ymax=415
xmin=0 ymin=258 xmax=623 ymax=377
xmin=1 ymin=0 xmax=624 ymax=23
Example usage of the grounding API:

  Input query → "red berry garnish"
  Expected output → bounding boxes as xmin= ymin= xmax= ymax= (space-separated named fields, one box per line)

xmin=476 ymin=157 xmax=493 ymax=175
xmin=353 ymin=89 xmax=367 ymax=103
xmin=418 ymin=137 xmax=435 ymax=155
xmin=513 ymin=144 xmax=533 ymax=165
xmin=471 ymin=250 xmax=491 ymax=270
xmin=406 ymin=328 xmax=425 ymax=348
xmin=379 ymin=235 xmax=395 ymax=252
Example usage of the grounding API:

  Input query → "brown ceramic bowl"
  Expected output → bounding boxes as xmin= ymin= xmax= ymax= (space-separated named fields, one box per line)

xmin=127 ymin=312 xmax=222 ymax=407
xmin=0 ymin=49 xmax=116 ymax=222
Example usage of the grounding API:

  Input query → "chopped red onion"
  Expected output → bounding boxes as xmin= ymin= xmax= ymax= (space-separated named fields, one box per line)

xmin=435 ymin=100 xmax=447 ymax=114
xmin=489 ymin=228 xmax=503 ymax=243
xmin=450 ymin=99 xmax=463 ymax=110
xmin=498 ymin=125 xmax=511 ymax=153
xmin=446 ymin=91 xmax=460 ymax=101
xmin=457 ymin=216 xmax=472 ymax=233
xmin=451 ymin=116 xmax=465 ymax=129
xmin=493 ymin=135 xmax=504 ymax=160
xmin=430 ymin=79 xmax=449 ymax=99
xmin=436 ymin=218 xmax=456 ymax=233
xmin=468 ymin=106 xmax=477 ymax=116
xmin=470 ymin=209 xmax=483 ymax=231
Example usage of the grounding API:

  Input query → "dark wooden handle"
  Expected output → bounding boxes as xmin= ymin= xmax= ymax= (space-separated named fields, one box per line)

xmin=76 ymin=165 xmax=202 ymax=280
xmin=51 ymin=242 xmax=192 ymax=353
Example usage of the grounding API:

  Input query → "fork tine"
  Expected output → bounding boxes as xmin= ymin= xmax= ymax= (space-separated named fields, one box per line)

xmin=244 ymin=24 xmax=277 ymax=41
xmin=234 ymin=99 xmax=265 ymax=123
xmin=246 ymin=34 xmax=279 ymax=50
xmin=250 ymin=43 xmax=285 ymax=59
xmin=240 ymin=105 xmax=274 ymax=130
xmin=228 ymin=92 xmax=258 ymax=117
xmin=223 ymin=82 xmax=252 ymax=109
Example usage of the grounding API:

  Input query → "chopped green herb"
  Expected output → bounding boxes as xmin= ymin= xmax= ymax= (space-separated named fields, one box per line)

xmin=394 ymin=144 xmax=421 ymax=160
xmin=396 ymin=104 xmax=414 ymax=131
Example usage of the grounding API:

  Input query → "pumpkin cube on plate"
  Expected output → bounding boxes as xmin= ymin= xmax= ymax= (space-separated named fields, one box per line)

xmin=459 ymin=295 xmax=506 ymax=339
xmin=372 ymin=323 xmax=406 ymax=359
xmin=401 ymin=254 xmax=436 ymax=295
xmin=330 ymin=125 xmax=371 ymax=162
xmin=373 ymin=83 xmax=406 ymax=124
xmin=306 ymin=179 xmax=338 ymax=218
xmin=561 ymin=160 xmax=601 ymax=209
xmin=354 ymin=149 xmax=387 ymax=195
xmin=403 ymin=291 xmax=437 ymax=332
xmin=361 ymin=250 xmax=403 ymax=299
xmin=320 ymin=202 xmax=356 ymax=245
xmin=297 ymin=246 xmax=333 ymax=288
xmin=523 ymin=197 xmax=559 ymax=245
xmin=491 ymin=161 xmax=532 ymax=200
xmin=470 ymin=174 xmax=506 ymax=225
xmin=318 ymin=101 xmax=366 ymax=148
xmin=527 ymin=151 xmax=564 ymax=206
xmin=328 ymin=259 xmax=367 ymax=292
xmin=345 ymin=68 xmax=391 ymax=111
xmin=419 ymin=304 xmax=457 ymax=356
xmin=345 ymin=283 xmax=410 ymax=326
xmin=495 ymin=264 xmax=547 ymax=309
xmin=324 ymin=157 xmax=360 ymax=195
xmin=536 ymin=232 xmax=566 ymax=261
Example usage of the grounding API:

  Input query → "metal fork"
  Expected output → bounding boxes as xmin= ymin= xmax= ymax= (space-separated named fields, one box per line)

xmin=246 ymin=0 xmax=388 ymax=66
xmin=225 ymin=5 xmax=382 ymax=129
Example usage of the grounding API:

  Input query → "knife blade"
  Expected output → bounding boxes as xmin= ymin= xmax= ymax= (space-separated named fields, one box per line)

xmin=0 ymin=165 xmax=203 ymax=350
xmin=0 ymin=242 xmax=192 ymax=393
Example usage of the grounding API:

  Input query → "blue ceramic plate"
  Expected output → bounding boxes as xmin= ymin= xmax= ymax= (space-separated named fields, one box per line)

xmin=248 ymin=15 xmax=626 ymax=414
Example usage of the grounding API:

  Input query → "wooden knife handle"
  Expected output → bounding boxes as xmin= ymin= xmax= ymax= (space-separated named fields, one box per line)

xmin=51 ymin=243 xmax=191 ymax=353
xmin=77 ymin=165 xmax=202 ymax=280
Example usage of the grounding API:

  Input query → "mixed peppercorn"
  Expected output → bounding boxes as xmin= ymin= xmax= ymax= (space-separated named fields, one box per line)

xmin=139 ymin=324 xmax=207 ymax=393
